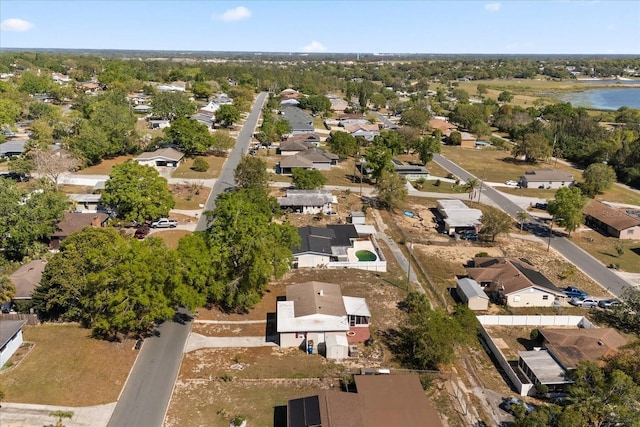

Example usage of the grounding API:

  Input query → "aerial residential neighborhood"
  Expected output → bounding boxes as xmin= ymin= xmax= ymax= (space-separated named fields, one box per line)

xmin=1 ymin=2 xmax=640 ymax=427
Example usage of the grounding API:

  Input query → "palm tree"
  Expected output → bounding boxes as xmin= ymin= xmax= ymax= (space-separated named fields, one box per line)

xmin=464 ymin=178 xmax=479 ymax=194
xmin=517 ymin=211 xmax=529 ymax=231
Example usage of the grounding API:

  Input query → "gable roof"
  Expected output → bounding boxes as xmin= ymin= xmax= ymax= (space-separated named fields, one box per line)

xmin=9 ymin=260 xmax=47 ymax=299
xmin=521 ymin=169 xmax=574 ymax=183
xmin=288 ymin=375 xmax=443 ymax=427
xmin=286 ymin=281 xmax=346 ymax=317
xmin=0 ymin=140 xmax=27 ymax=157
xmin=278 ymin=140 xmax=316 ymax=152
xmin=540 ymin=328 xmax=628 ymax=370
xmin=135 ymin=147 xmax=184 ymax=162
xmin=456 ymin=277 xmax=489 ymax=300
xmin=280 ymin=106 xmax=314 ymax=132
xmin=285 ymin=132 xmax=321 ymax=143
xmin=277 ymin=189 xmax=334 ymax=207
xmin=295 ymin=224 xmax=359 ymax=255
xmin=584 ymin=200 xmax=640 ymax=231
xmin=279 ymin=155 xmax=314 ymax=169
xmin=0 ymin=320 xmax=26 ymax=350
xmin=466 ymin=257 xmax=563 ymax=295
xmin=52 ymin=213 xmax=109 ymax=238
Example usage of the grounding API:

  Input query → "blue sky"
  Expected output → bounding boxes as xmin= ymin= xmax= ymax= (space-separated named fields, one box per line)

xmin=1 ymin=1 xmax=639 ymax=54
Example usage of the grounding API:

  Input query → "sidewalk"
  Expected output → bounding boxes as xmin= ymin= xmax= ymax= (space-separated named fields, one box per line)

xmin=0 ymin=402 xmax=116 ymax=427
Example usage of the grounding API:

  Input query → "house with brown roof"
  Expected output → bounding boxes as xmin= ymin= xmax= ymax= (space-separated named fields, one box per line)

xmin=135 ymin=147 xmax=184 ymax=168
xmin=278 ymin=140 xmax=317 ymax=156
xmin=584 ymin=200 xmax=640 ymax=239
xmin=519 ymin=169 xmax=575 ymax=189
xmin=287 ymin=374 xmax=443 ymax=427
xmin=50 ymin=212 xmax=109 ymax=249
xmin=283 ymin=132 xmax=321 ymax=146
xmin=429 ymin=118 xmax=457 ymax=137
xmin=465 ymin=257 xmax=565 ymax=307
xmin=9 ymin=260 xmax=47 ymax=300
xmin=277 ymin=148 xmax=339 ymax=175
xmin=277 ymin=281 xmax=371 ymax=358
xmin=517 ymin=327 xmax=628 ymax=393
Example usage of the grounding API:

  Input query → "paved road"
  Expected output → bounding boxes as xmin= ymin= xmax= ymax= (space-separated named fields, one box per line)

xmin=195 ymin=92 xmax=268 ymax=231
xmin=433 ymin=153 xmax=633 ymax=297
xmin=106 ymin=309 xmax=193 ymax=427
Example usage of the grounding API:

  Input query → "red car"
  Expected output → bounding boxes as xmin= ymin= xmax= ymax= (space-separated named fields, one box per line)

xmin=134 ymin=225 xmax=151 ymax=239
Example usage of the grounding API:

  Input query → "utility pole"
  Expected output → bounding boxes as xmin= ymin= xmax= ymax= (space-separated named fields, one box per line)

xmin=477 ymin=168 xmax=486 ymax=203
xmin=547 ymin=215 xmax=554 ymax=252
xmin=406 ymin=239 xmax=414 ymax=290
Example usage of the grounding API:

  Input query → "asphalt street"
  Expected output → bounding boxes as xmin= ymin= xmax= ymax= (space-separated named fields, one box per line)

xmin=195 ymin=91 xmax=268 ymax=231
xmin=433 ymin=153 xmax=633 ymax=297
xmin=106 ymin=309 xmax=193 ymax=427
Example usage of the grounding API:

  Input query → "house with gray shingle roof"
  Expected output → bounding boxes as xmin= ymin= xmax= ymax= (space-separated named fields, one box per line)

xmin=1 ymin=319 xmax=27 ymax=367
xmin=277 ymin=189 xmax=337 ymax=214
xmin=280 ymin=106 xmax=314 ymax=135
xmin=519 ymin=169 xmax=575 ymax=189
xmin=135 ymin=147 xmax=184 ymax=168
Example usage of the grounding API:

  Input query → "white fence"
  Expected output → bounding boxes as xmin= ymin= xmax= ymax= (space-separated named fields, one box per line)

xmin=477 ymin=315 xmax=594 ymax=328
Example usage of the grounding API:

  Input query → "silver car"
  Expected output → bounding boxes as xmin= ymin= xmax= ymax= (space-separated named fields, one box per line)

xmin=570 ymin=296 xmax=599 ymax=308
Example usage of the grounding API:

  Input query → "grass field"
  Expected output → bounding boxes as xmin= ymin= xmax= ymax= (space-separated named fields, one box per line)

xmin=0 ymin=324 xmax=137 ymax=406
xmin=75 ymin=155 xmax=133 ymax=175
xmin=171 ymin=183 xmax=210 ymax=210
xmin=171 ymin=155 xmax=226 ymax=180
xmin=571 ymin=228 xmax=640 ymax=273
xmin=151 ymin=229 xmax=192 ymax=249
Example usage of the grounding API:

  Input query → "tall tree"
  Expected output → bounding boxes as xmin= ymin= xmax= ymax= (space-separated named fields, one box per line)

xmin=31 ymin=149 xmax=81 ymax=189
xmin=479 ymin=206 xmax=513 ymax=242
xmin=163 ymin=117 xmax=215 ymax=155
xmin=547 ymin=186 xmax=587 ymax=236
xmin=375 ymin=171 xmax=407 ymax=211
xmin=234 ymin=155 xmax=269 ymax=190
xmin=102 ymin=162 xmax=175 ymax=222
xmin=291 ymin=168 xmax=327 ymax=190
xmin=216 ymin=104 xmax=240 ymax=127
xmin=415 ymin=136 xmax=441 ymax=165
xmin=0 ymin=178 xmax=69 ymax=261
xmin=581 ymin=163 xmax=617 ymax=196
xmin=151 ymin=91 xmax=196 ymax=121
xmin=512 ymin=132 xmax=552 ymax=163
xmin=364 ymin=145 xmax=393 ymax=182
xmin=327 ymin=131 xmax=358 ymax=160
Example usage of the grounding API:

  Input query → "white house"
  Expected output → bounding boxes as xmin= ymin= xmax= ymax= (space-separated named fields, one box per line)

xmin=277 ymin=189 xmax=336 ymax=215
xmin=1 ymin=320 xmax=26 ymax=367
xmin=277 ymin=281 xmax=370 ymax=359
xmin=135 ymin=147 xmax=184 ymax=168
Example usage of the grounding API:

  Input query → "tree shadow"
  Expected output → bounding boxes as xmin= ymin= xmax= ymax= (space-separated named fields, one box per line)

xmin=631 ymin=247 xmax=640 ymax=257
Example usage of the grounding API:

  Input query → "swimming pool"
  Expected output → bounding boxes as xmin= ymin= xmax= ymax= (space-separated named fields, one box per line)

xmin=355 ymin=250 xmax=377 ymax=261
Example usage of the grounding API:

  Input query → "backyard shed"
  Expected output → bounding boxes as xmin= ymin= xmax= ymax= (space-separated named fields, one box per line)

xmin=456 ymin=278 xmax=489 ymax=311
xmin=325 ymin=334 xmax=349 ymax=360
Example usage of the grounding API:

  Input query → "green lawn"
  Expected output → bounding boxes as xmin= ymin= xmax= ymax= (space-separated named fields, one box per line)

xmin=172 ymin=155 xmax=226 ymax=180
xmin=1 ymin=324 xmax=137 ymax=406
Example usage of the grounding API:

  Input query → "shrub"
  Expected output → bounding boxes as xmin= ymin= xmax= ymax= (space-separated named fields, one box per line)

xmin=191 ymin=157 xmax=209 ymax=172
xmin=434 ymin=179 xmax=441 ymax=187
xmin=419 ymin=373 xmax=434 ymax=390
xmin=230 ymin=415 xmax=246 ymax=427
xmin=475 ymin=252 xmax=489 ymax=257
xmin=530 ymin=328 xmax=539 ymax=340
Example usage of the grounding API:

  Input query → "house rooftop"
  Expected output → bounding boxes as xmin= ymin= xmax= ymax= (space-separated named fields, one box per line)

xmin=52 ymin=213 xmax=109 ymax=238
xmin=0 ymin=320 xmax=27 ymax=350
xmin=277 ymin=189 xmax=334 ymax=207
xmin=9 ymin=260 xmax=47 ymax=299
xmin=135 ymin=147 xmax=184 ymax=162
xmin=584 ymin=200 xmax=640 ymax=231
xmin=288 ymin=374 xmax=443 ymax=427
xmin=456 ymin=278 xmax=489 ymax=300
xmin=519 ymin=350 xmax=571 ymax=385
xmin=286 ymin=281 xmax=346 ymax=318
xmin=540 ymin=328 xmax=628 ymax=370
xmin=522 ymin=169 xmax=574 ymax=182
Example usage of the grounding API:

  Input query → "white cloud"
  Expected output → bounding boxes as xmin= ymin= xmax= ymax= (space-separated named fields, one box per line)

xmin=213 ymin=6 xmax=251 ymax=22
xmin=484 ymin=3 xmax=501 ymax=12
xmin=302 ymin=41 xmax=327 ymax=53
xmin=1 ymin=18 xmax=34 ymax=32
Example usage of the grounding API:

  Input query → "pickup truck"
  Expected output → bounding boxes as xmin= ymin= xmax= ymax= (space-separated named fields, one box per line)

xmin=151 ymin=218 xmax=177 ymax=228
xmin=563 ymin=286 xmax=587 ymax=299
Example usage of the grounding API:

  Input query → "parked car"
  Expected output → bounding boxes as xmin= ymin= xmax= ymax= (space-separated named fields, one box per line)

xmin=500 ymin=397 xmax=535 ymax=416
xmin=534 ymin=202 xmax=548 ymax=210
xmin=505 ymin=180 xmax=519 ymax=186
xmin=1 ymin=300 xmax=17 ymax=313
xmin=563 ymin=286 xmax=588 ymax=299
xmin=134 ymin=225 xmax=151 ymax=239
xmin=598 ymin=298 xmax=621 ymax=309
xmin=570 ymin=296 xmax=599 ymax=308
xmin=151 ymin=218 xmax=177 ymax=228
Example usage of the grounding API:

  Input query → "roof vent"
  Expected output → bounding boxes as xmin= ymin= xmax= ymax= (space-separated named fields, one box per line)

xmin=318 ymin=289 xmax=324 ymax=296
xmin=597 ymin=340 xmax=605 ymax=346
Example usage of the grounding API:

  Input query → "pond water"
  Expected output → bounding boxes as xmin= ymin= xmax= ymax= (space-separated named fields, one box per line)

xmin=552 ymin=80 xmax=640 ymax=110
